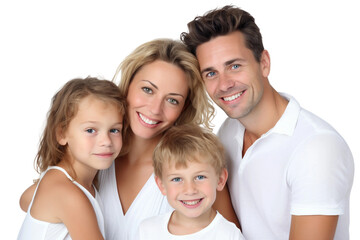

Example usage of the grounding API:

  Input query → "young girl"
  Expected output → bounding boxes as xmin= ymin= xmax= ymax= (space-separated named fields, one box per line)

xmin=17 ymin=77 xmax=125 ymax=240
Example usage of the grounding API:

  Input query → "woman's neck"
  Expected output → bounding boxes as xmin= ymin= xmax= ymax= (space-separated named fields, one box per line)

xmin=125 ymin=134 xmax=162 ymax=164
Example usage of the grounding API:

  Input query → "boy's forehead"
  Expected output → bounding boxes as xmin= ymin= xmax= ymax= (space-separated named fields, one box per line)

xmin=164 ymin=156 xmax=216 ymax=172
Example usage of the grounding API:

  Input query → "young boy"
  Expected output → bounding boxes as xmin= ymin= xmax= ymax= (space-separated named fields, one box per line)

xmin=138 ymin=124 xmax=244 ymax=239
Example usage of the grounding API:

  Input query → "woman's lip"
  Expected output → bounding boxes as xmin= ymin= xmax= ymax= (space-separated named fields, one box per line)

xmin=137 ymin=112 xmax=161 ymax=127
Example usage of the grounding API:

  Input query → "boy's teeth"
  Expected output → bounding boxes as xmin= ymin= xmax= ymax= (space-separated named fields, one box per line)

xmin=223 ymin=91 xmax=243 ymax=101
xmin=139 ymin=113 xmax=158 ymax=125
xmin=182 ymin=199 xmax=201 ymax=206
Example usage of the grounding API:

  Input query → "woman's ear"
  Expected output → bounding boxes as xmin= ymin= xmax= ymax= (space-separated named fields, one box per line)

xmin=56 ymin=127 xmax=67 ymax=146
xmin=155 ymin=175 xmax=167 ymax=196
xmin=216 ymin=168 xmax=228 ymax=191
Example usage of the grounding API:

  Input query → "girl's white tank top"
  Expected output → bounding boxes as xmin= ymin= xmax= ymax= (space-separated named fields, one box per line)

xmin=17 ymin=166 xmax=105 ymax=240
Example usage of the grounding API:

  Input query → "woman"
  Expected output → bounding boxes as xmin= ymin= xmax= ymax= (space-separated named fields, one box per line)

xmin=20 ymin=39 xmax=238 ymax=240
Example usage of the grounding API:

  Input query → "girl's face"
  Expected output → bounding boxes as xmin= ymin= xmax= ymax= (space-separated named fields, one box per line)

xmin=58 ymin=95 xmax=123 ymax=173
xmin=127 ymin=60 xmax=189 ymax=140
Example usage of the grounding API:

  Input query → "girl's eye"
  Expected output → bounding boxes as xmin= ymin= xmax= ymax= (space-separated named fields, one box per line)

xmin=167 ymin=98 xmax=179 ymax=105
xmin=142 ymin=87 xmax=153 ymax=94
xmin=110 ymin=129 xmax=121 ymax=134
xmin=86 ymin=128 xmax=96 ymax=134
xmin=171 ymin=177 xmax=182 ymax=182
xmin=196 ymin=175 xmax=206 ymax=180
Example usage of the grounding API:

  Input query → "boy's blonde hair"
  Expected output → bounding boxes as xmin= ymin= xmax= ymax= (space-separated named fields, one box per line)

xmin=153 ymin=124 xmax=226 ymax=178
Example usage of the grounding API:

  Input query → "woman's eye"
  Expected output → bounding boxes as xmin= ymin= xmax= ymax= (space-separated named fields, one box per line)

xmin=86 ymin=128 xmax=96 ymax=134
xmin=171 ymin=177 xmax=182 ymax=182
xmin=167 ymin=98 xmax=179 ymax=105
xmin=142 ymin=87 xmax=153 ymax=94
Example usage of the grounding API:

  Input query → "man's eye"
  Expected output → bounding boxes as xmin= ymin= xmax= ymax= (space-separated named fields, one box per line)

xmin=206 ymin=71 xmax=216 ymax=78
xmin=231 ymin=64 xmax=240 ymax=70
xmin=142 ymin=87 xmax=153 ymax=94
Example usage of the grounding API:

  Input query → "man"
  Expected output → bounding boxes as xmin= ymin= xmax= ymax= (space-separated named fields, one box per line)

xmin=181 ymin=5 xmax=354 ymax=240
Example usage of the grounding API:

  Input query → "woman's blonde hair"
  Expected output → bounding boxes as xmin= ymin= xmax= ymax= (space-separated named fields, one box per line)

xmin=35 ymin=77 xmax=126 ymax=179
xmin=113 ymin=39 xmax=215 ymax=154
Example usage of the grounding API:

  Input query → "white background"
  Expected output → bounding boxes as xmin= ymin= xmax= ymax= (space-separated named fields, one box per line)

xmin=1 ymin=0 xmax=358 ymax=238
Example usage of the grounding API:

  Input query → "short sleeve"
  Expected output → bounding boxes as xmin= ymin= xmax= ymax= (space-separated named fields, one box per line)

xmin=287 ymin=132 xmax=354 ymax=215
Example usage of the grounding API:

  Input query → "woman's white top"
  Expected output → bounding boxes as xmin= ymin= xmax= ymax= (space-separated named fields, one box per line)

xmin=17 ymin=166 xmax=105 ymax=240
xmin=98 ymin=162 xmax=173 ymax=240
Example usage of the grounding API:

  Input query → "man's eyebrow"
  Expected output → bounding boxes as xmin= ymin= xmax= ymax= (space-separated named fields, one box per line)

xmin=224 ymin=58 xmax=245 ymax=66
xmin=201 ymin=58 xmax=245 ymax=75
xmin=201 ymin=67 xmax=215 ymax=75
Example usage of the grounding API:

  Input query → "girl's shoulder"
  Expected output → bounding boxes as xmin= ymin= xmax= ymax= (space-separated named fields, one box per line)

xmin=30 ymin=168 xmax=94 ymax=223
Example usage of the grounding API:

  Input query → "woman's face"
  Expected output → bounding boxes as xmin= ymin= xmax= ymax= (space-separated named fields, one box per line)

xmin=127 ymin=60 xmax=189 ymax=140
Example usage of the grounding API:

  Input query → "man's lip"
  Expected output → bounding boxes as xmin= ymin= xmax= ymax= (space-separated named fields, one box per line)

xmin=221 ymin=90 xmax=245 ymax=102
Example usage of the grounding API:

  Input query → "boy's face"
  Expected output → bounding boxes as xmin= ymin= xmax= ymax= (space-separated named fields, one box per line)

xmin=155 ymin=157 xmax=227 ymax=221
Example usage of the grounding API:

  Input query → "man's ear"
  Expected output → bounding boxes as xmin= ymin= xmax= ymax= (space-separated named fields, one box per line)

xmin=216 ymin=168 xmax=228 ymax=191
xmin=56 ymin=127 xmax=67 ymax=146
xmin=260 ymin=50 xmax=271 ymax=78
xmin=155 ymin=175 xmax=167 ymax=196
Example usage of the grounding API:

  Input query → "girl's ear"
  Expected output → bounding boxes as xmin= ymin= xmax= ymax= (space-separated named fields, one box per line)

xmin=56 ymin=126 xmax=67 ymax=146
xmin=216 ymin=168 xmax=228 ymax=191
xmin=155 ymin=175 xmax=167 ymax=196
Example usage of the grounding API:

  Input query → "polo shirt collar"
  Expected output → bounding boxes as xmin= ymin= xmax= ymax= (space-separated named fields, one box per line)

xmin=266 ymin=93 xmax=301 ymax=136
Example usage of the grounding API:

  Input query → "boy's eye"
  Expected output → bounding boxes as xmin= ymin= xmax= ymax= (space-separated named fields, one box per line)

xmin=171 ymin=177 xmax=182 ymax=182
xmin=86 ymin=128 xmax=96 ymax=134
xmin=142 ymin=87 xmax=153 ymax=94
xmin=195 ymin=175 xmax=206 ymax=180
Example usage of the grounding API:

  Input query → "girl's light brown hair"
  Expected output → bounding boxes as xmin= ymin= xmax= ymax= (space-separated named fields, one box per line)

xmin=153 ymin=124 xmax=226 ymax=178
xmin=35 ymin=77 xmax=126 ymax=177
xmin=112 ymin=39 xmax=215 ymax=155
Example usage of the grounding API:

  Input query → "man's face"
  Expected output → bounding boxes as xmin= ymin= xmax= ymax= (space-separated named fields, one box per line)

xmin=196 ymin=31 xmax=269 ymax=121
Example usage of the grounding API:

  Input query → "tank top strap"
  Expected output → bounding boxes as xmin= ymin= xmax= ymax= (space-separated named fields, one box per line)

xmin=27 ymin=166 xmax=74 ymax=211
xmin=46 ymin=166 xmax=74 ymax=182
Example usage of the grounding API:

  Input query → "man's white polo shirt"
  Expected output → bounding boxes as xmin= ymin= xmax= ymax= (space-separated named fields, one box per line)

xmin=218 ymin=93 xmax=354 ymax=240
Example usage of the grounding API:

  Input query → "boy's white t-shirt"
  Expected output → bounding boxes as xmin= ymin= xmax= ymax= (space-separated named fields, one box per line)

xmin=139 ymin=211 xmax=244 ymax=240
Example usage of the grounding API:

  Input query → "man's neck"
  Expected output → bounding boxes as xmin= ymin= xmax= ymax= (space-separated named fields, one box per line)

xmin=240 ymin=86 xmax=288 ymax=156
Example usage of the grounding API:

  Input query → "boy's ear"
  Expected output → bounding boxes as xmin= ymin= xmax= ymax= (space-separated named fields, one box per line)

xmin=56 ymin=126 xmax=67 ymax=146
xmin=155 ymin=175 xmax=167 ymax=196
xmin=216 ymin=168 xmax=228 ymax=191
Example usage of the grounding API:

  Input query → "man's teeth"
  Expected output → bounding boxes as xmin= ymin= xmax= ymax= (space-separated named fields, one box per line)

xmin=139 ymin=113 xmax=158 ymax=125
xmin=181 ymin=199 xmax=201 ymax=206
xmin=223 ymin=92 xmax=243 ymax=101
